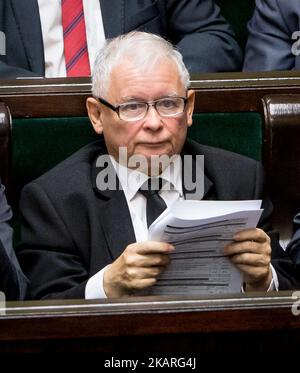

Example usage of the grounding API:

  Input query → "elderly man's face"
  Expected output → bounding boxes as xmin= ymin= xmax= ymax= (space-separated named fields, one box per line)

xmin=88 ymin=59 xmax=195 ymax=170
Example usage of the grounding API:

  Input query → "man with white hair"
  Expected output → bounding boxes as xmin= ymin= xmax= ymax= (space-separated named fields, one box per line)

xmin=17 ymin=32 xmax=294 ymax=299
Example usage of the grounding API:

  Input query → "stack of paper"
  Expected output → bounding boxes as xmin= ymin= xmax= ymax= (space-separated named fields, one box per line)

xmin=145 ymin=200 xmax=263 ymax=296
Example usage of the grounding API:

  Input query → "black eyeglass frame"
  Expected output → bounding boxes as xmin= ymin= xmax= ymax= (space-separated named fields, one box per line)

xmin=96 ymin=96 xmax=188 ymax=121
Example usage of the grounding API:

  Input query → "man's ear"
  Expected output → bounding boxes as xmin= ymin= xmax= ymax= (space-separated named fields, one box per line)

xmin=86 ymin=97 xmax=103 ymax=134
xmin=186 ymin=89 xmax=195 ymax=127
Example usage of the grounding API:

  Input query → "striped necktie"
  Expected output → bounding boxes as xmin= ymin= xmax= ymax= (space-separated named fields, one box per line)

xmin=61 ymin=0 xmax=91 ymax=77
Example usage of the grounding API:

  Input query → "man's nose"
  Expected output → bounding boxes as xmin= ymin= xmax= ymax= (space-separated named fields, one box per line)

xmin=142 ymin=104 xmax=163 ymax=130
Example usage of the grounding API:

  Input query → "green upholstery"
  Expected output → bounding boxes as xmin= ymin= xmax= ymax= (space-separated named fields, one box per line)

xmin=11 ymin=117 xmax=97 ymax=244
xmin=215 ymin=0 xmax=255 ymax=48
xmin=189 ymin=112 xmax=262 ymax=161
xmin=12 ymin=117 xmax=97 ymax=201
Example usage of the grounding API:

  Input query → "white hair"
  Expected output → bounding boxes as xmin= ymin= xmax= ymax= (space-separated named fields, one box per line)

xmin=91 ymin=31 xmax=190 ymax=98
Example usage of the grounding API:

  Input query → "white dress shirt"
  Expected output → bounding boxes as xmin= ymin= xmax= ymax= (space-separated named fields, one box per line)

xmin=85 ymin=156 xmax=278 ymax=299
xmin=37 ymin=0 xmax=106 ymax=77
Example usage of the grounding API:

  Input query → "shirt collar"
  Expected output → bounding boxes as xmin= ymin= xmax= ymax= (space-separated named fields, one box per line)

xmin=110 ymin=155 xmax=184 ymax=201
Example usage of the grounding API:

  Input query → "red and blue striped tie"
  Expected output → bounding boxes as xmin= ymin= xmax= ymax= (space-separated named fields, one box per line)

xmin=61 ymin=0 xmax=91 ymax=77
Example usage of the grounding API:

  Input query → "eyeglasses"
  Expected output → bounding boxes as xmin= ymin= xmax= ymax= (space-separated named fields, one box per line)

xmin=96 ymin=96 xmax=188 ymax=122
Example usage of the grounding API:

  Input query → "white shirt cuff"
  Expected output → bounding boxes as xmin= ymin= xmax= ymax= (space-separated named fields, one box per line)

xmin=241 ymin=264 xmax=279 ymax=292
xmin=85 ymin=265 xmax=110 ymax=299
xmin=268 ymin=263 xmax=279 ymax=291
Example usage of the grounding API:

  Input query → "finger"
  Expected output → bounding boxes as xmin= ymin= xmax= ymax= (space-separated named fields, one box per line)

xmin=132 ymin=241 xmax=174 ymax=255
xmin=135 ymin=253 xmax=171 ymax=267
xmin=233 ymin=228 xmax=270 ymax=244
xmin=236 ymin=263 xmax=269 ymax=275
xmin=224 ymin=241 xmax=271 ymax=256
xmin=235 ymin=264 xmax=271 ymax=287
xmin=129 ymin=278 xmax=158 ymax=290
xmin=126 ymin=266 xmax=166 ymax=280
xmin=228 ymin=252 xmax=270 ymax=267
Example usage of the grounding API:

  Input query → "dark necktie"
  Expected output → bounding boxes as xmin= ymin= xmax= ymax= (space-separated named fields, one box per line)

xmin=139 ymin=178 xmax=167 ymax=227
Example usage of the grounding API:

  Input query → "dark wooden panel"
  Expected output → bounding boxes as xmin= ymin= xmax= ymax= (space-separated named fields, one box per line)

xmin=0 ymin=292 xmax=300 ymax=352
xmin=0 ymin=102 xmax=11 ymax=192
xmin=0 ymin=77 xmax=90 ymax=117
xmin=262 ymin=94 xmax=300 ymax=239
xmin=1 ymin=71 xmax=300 ymax=117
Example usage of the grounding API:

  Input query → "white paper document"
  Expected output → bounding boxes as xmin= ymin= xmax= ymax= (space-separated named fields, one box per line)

xmin=144 ymin=200 xmax=263 ymax=296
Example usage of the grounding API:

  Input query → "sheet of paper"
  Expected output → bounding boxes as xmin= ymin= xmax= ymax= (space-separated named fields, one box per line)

xmin=143 ymin=200 xmax=263 ymax=296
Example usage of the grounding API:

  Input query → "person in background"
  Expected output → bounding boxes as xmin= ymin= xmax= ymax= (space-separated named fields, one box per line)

xmin=0 ymin=181 xmax=27 ymax=300
xmin=286 ymin=213 xmax=300 ymax=287
xmin=243 ymin=0 xmax=300 ymax=71
xmin=0 ymin=0 xmax=242 ymax=78
xmin=16 ymin=31 xmax=295 ymax=300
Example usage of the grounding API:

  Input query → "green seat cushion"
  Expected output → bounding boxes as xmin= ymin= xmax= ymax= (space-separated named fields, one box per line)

xmin=189 ymin=112 xmax=262 ymax=161
xmin=12 ymin=117 xmax=97 ymax=244
xmin=12 ymin=116 xmax=98 ymax=200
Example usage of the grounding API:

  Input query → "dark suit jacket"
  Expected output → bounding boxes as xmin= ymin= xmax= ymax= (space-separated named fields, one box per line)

xmin=243 ymin=0 xmax=300 ymax=71
xmin=16 ymin=138 xmax=295 ymax=300
xmin=0 ymin=182 xmax=27 ymax=300
xmin=0 ymin=239 xmax=19 ymax=300
xmin=286 ymin=213 xmax=300 ymax=285
xmin=0 ymin=0 xmax=242 ymax=77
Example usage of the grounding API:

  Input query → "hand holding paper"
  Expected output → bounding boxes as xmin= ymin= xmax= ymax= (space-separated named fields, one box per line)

xmin=103 ymin=241 xmax=174 ymax=297
xmin=224 ymin=227 xmax=272 ymax=291
xmin=144 ymin=200 xmax=264 ymax=296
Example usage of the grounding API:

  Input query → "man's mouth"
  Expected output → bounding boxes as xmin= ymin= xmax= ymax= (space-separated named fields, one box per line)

xmin=138 ymin=141 xmax=168 ymax=147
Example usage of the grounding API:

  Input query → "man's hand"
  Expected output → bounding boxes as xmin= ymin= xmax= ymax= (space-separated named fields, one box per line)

xmin=223 ymin=228 xmax=272 ymax=291
xmin=103 ymin=241 xmax=174 ymax=297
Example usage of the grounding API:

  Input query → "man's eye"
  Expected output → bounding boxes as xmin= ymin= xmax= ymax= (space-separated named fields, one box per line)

xmin=160 ymin=99 xmax=177 ymax=108
xmin=123 ymin=103 xmax=144 ymax=111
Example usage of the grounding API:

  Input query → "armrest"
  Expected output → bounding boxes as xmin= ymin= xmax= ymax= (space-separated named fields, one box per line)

xmin=262 ymin=94 xmax=300 ymax=242
xmin=0 ymin=102 xmax=11 ymax=199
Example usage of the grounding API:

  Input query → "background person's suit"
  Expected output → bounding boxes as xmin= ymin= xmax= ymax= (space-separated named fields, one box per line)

xmin=16 ymin=138 xmax=295 ymax=300
xmin=0 ymin=182 xmax=27 ymax=300
xmin=0 ymin=0 xmax=242 ymax=77
xmin=286 ymin=213 xmax=300 ymax=286
xmin=243 ymin=0 xmax=300 ymax=71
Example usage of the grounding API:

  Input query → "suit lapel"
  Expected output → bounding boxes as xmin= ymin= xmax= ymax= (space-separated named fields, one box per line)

xmin=91 ymin=148 xmax=136 ymax=260
xmin=10 ymin=0 xmax=44 ymax=75
xmin=99 ymin=191 xmax=136 ymax=260
xmin=182 ymin=140 xmax=214 ymax=200
xmin=100 ymin=0 xmax=125 ymax=37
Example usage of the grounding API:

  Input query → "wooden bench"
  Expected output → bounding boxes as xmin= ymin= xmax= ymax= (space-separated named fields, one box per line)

xmin=0 ymin=291 xmax=300 ymax=353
